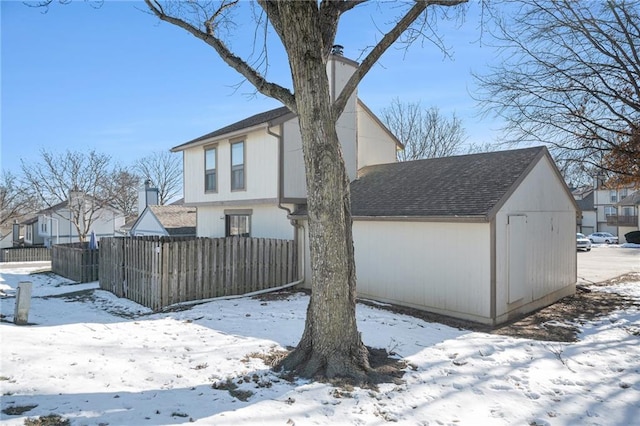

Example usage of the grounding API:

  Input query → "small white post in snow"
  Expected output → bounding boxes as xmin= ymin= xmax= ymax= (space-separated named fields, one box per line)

xmin=14 ymin=281 xmax=33 ymax=325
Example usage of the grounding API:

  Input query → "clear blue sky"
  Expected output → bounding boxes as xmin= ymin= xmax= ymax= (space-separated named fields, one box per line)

xmin=1 ymin=0 xmax=501 ymax=176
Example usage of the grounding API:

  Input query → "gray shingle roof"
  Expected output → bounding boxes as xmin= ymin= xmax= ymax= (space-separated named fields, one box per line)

xmin=172 ymin=106 xmax=292 ymax=151
xmin=617 ymin=190 xmax=640 ymax=206
xmin=575 ymin=191 xmax=595 ymax=212
xmin=148 ymin=205 xmax=196 ymax=236
xmin=350 ymin=146 xmax=547 ymax=219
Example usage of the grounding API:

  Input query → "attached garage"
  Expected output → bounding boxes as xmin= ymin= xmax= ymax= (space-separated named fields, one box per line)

xmin=297 ymin=146 xmax=578 ymax=326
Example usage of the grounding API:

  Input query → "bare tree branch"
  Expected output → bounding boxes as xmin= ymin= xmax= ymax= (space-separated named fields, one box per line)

xmin=134 ymin=150 xmax=183 ymax=205
xmin=381 ymin=98 xmax=467 ymax=161
xmin=333 ymin=0 xmax=467 ymax=118
xmin=474 ymin=0 xmax=640 ymax=182
xmin=145 ymin=0 xmax=296 ymax=112
xmin=20 ymin=149 xmax=121 ymax=241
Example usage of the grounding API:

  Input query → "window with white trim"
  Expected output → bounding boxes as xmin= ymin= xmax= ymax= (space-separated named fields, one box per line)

xmin=205 ymin=146 xmax=217 ymax=192
xmin=231 ymin=141 xmax=245 ymax=191
xmin=609 ymin=190 xmax=617 ymax=203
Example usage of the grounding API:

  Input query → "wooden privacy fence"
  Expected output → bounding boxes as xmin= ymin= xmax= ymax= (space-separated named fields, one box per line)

xmin=52 ymin=242 xmax=100 ymax=283
xmin=0 ymin=247 xmax=51 ymax=263
xmin=99 ymin=236 xmax=298 ymax=311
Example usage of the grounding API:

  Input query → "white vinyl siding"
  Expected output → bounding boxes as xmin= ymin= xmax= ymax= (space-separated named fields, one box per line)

xmin=494 ymin=156 xmax=577 ymax=322
xmin=182 ymin=130 xmax=278 ymax=204
xmin=196 ymin=204 xmax=294 ymax=240
xmin=282 ymin=119 xmax=306 ymax=200
xmin=353 ymin=220 xmax=492 ymax=322
xmin=356 ymin=103 xmax=398 ymax=170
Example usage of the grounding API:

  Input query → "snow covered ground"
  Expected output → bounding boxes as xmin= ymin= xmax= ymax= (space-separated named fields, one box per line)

xmin=1 ymin=246 xmax=639 ymax=426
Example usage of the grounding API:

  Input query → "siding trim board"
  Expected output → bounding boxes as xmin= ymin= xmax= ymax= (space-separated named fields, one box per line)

xmin=489 ymin=217 xmax=497 ymax=322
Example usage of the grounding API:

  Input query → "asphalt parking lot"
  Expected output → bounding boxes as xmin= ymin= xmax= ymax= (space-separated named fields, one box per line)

xmin=577 ymin=246 xmax=640 ymax=284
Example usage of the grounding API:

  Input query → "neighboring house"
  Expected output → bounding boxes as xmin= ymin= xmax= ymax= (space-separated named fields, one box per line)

xmin=119 ymin=181 xmax=161 ymax=236
xmin=0 ymin=220 xmax=22 ymax=249
xmin=130 ymin=205 xmax=197 ymax=237
xmin=23 ymin=193 xmax=126 ymax=247
xmin=616 ymin=191 xmax=640 ymax=242
xmin=573 ymin=188 xmax=596 ymax=235
xmin=172 ymin=52 xmax=577 ymax=326
xmin=592 ymin=177 xmax=639 ymax=237
xmin=23 ymin=215 xmax=45 ymax=246
xmin=0 ymin=230 xmax=13 ymax=249
xmin=171 ymin=52 xmax=401 ymax=241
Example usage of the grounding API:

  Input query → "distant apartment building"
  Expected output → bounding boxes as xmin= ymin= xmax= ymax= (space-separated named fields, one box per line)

xmin=592 ymin=175 xmax=639 ymax=240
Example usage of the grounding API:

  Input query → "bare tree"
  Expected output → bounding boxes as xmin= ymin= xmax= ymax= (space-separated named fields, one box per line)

xmin=134 ymin=151 xmax=182 ymax=205
xmin=20 ymin=149 xmax=116 ymax=242
xmin=141 ymin=0 xmax=467 ymax=382
xmin=381 ymin=98 xmax=467 ymax=161
xmin=110 ymin=167 xmax=141 ymax=218
xmin=0 ymin=171 xmax=39 ymax=228
xmin=474 ymin=0 xmax=640 ymax=183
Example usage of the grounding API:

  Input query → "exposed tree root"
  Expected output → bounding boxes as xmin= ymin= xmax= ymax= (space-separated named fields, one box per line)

xmin=275 ymin=344 xmax=406 ymax=389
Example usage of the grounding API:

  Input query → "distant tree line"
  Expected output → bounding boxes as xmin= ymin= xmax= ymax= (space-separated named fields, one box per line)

xmin=380 ymin=98 xmax=496 ymax=162
xmin=0 ymin=149 xmax=182 ymax=241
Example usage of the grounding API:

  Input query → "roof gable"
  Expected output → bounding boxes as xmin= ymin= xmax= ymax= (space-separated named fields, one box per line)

xmin=25 ymin=194 xmax=125 ymax=224
xmin=576 ymin=191 xmax=595 ymax=211
xmin=350 ymin=146 xmax=549 ymax=219
xmin=618 ymin=190 xmax=640 ymax=206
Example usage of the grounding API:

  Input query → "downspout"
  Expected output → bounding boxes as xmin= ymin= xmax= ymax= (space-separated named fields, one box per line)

xmin=267 ymin=123 xmax=292 ymax=216
xmin=268 ymin=122 xmax=306 ymax=285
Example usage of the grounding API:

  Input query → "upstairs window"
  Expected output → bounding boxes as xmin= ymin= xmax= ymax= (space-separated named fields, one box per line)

xmin=609 ymin=190 xmax=617 ymax=203
xmin=231 ymin=141 xmax=245 ymax=191
xmin=205 ymin=147 xmax=217 ymax=192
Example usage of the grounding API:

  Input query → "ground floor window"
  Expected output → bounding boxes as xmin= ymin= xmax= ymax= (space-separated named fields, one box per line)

xmin=225 ymin=214 xmax=251 ymax=237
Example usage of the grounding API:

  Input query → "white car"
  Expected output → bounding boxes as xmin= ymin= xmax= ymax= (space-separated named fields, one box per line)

xmin=587 ymin=232 xmax=619 ymax=244
xmin=577 ymin=233 xmax=591 ymax=251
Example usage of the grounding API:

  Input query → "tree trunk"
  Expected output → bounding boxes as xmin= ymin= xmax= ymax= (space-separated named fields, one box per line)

xmin=275 ymin=3 xmax=370 ymax=381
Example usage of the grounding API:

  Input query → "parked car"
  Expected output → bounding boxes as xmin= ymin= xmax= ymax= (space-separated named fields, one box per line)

xmin=625 ymin=231 xmax=640 ymax=244
xmin=587 ymin=232 xmax=619 ymax=244
xmin=576 ymin=233 xmax=591 ymax=251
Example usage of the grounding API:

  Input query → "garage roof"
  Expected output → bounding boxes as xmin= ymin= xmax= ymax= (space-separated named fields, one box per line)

xmin=349 ymin=146 xmax=551 ymax=220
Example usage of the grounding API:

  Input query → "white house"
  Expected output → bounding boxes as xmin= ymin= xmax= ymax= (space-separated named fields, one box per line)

xmin=23 ymin=193 xmax=126 ymax=247
xmin=616 ymin=191 xmax=640 ymax=242
xmin=171 ymin=53 xmax=400 ymax=241
xmin=592 ymin=177 xmax=639 ymax=237
xmin=172 ymin=53 xmax=578 ymax=326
